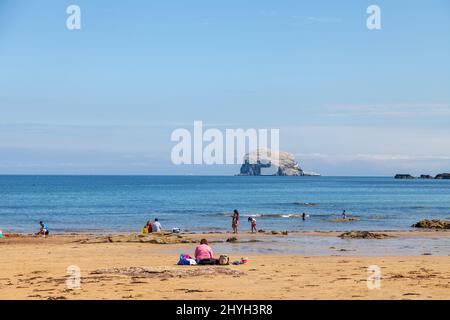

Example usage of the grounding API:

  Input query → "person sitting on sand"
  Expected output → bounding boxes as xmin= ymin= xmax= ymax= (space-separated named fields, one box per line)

xmin=153 ymin=218 xmax=162 ymax=233
xmin=143 ymin=220 xmax=153 ymax=234
xmin=36 ymin=221 xmax=49 ymax=237
xmin=248 ymin=217 xmax=257 ymax=233
xmin=232 ymin=209 xmax=239 ymax=234
xmin=194 ymin=239 xmax=217 ymax=264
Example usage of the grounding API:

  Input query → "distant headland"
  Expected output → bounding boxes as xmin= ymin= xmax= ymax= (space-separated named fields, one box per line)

xmin=395 ymin=173 xmax=450 ymax=180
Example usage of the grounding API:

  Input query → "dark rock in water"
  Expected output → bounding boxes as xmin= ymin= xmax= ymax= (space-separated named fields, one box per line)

xmin=269 ymin=230 xmax=289 ymax=235
xmin=435 ymin=173 xmax=450 ymax=179
xmin=411 ymin=219 xmax=450 ymax=229
xmin=339 ymin=231 xmax=392 ymax=239
xmin=419 ymin=175 xmax=433 ymax=179
xmin=395 ymin=174 xmax=415 ymax=179
xmin=257 ymin=229 xmax=266 ymax=233
xmin=226 ymin=237 xmax=238 ymax=243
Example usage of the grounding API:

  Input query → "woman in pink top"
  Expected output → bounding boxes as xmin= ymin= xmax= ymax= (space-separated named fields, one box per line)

xmin=195 ymin=239 xmax=215 ymax=264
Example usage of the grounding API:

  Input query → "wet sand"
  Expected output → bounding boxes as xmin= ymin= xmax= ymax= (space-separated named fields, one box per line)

xmin=0 ymin=231 xmax=449 ymax=300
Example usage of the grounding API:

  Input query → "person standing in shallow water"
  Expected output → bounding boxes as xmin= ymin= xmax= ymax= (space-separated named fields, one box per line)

xmin=232 ymin=209 xmax=239 ymax=234
xmin=342 ymin=210 xmax=347 ymax=219
xmin=248 ymin=217 xmax=257 ymax=233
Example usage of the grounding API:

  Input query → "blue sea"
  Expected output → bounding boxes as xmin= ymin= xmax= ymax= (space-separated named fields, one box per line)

xmin=1 ymin=175 xmax=450 ymax=234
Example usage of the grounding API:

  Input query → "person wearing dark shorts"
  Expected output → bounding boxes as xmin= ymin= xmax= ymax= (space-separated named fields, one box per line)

xmin=36 ymin=221 xmax=49 ymax=237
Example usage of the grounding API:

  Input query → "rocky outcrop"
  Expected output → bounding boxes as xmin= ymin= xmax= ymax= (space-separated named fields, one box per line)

xmin=395 ymin=174 xmax=415 ymax=179
xmin=395 ymin=173 xmax=450 ymax=179
xmin=79 ymin=233 xmax=195 ymax=244
xmin=339 ymin=231 xmax=392 ymax=239
xmin=239 ymin=160 xmax=272 ymax=176
xmin=411 ymin=219 xmax=450 ymax=229
xmin=238 ymin=149 xmax=319 ymax=176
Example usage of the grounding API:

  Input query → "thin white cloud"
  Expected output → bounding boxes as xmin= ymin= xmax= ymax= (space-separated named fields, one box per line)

xmin=321 ymin=103 xmax=450 ymax=117
xmin=305 ymin=16 xmax=342 ymax=23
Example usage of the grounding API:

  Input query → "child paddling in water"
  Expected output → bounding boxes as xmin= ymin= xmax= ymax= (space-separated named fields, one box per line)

xmin=248 ymin=217 xmax=257 ymax=233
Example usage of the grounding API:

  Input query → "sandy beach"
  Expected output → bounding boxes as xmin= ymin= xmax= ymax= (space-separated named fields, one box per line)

xmin=1 ymin=231 xmax=449 ymax=300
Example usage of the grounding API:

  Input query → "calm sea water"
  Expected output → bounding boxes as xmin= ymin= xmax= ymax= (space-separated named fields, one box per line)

xmin=0 ymin=175 xmax=449 ymax=234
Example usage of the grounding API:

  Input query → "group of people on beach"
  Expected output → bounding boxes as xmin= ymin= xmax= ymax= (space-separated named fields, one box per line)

xmin=32 ymin=208 xmax=348 ymax=240
xmin=143 ymin=218 xmax=162 ymax=233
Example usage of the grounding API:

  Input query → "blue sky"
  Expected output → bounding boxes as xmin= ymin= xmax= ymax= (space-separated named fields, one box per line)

xmin=1 ymin=0 xmax=450 ymax=175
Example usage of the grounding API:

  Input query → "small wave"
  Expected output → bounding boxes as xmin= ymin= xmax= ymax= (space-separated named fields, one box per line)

xmin=208 ymin=212 xmax=306 ymax=218
xmin=293 ymin=202 xmax=320 ymax=206
xmin=257 ymin=214 xmax=304 ymax=218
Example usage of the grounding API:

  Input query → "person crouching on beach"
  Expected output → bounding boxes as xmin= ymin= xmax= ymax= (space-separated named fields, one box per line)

xmin=248 ymin=217 xmax=257 ymax=233
xmin=36 ymin=221 xmax=49 ymax=237
xmin=232 ymin=209 xmax=239 ymax=234
xmin=143 ymin=220 xmax=153 ymax=234
xmin=195 ymin=239 xmax=217 ymax=265
xmin=153 ymin=218 xmax=162 ymax=233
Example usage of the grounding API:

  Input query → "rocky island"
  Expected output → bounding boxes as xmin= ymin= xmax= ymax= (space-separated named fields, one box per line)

xmin=238 ymin=149 xmax=320 ymax=176
xmin=435 ymin=173 xmax=450 ymax=179
xmin=394 ymin=174 xmax=415 ymax=179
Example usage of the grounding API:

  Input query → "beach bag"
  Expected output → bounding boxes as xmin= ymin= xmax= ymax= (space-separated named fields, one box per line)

xmin=219 ymin=255 xmax=229 ymax=265
xmin=178 ymin=254 xmax=195 ymax=265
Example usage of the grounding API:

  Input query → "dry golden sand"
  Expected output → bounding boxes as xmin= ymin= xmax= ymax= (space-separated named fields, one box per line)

xmin=0 ymin=232 xmax=449 ymax=300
